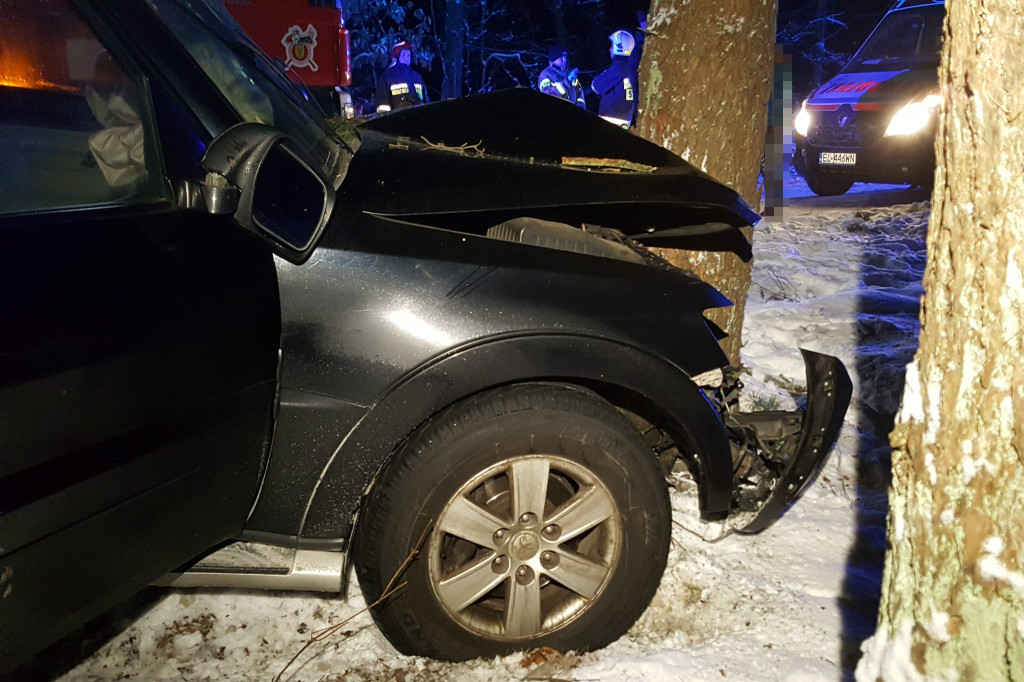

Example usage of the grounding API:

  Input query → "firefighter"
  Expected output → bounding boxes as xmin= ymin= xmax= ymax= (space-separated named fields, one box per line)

xmin=591 ymin=30 xmax=639 ymax=128
xmin=374 ymin=40 xmax=428 ymax=114
xmin=538 ymin=45 xmax=586 ymax=108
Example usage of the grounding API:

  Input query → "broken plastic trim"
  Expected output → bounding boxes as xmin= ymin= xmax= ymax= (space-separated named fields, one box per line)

xmin=736 ymin=349 xmax=853 ymax=534
xmin=672 ymin=349 xmax=851 ymax=542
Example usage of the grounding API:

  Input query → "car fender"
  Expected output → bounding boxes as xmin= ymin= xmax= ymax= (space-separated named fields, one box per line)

xmin=298 ymin=333 xmax=733 ymax=541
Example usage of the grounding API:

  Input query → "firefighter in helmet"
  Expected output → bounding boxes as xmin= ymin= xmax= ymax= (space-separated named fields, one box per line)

xmin=374 ymin=40 xmax=429 ymax=114
xmin=538 ymin=45 xmax=586 ymax=108
xmin=591 ymin=30 xmax=640 ymax=128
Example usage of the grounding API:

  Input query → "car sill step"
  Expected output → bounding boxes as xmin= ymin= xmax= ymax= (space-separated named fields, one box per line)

xmin=155 ymin=541 xmax=345 ymax=593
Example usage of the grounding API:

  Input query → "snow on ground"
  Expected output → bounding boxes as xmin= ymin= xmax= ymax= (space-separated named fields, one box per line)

xmin=38 ymin=173 xmax=931 ymax=682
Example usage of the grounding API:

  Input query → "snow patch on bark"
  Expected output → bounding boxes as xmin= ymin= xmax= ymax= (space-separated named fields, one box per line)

xmin=923 ymin=609 xmax=951 ymax=643
xmin=925 ymin=452 xmax=937 ymax=485
xmin=978 ymin=536 xmax=1024 ymax=593
xmin=961 ymin=454 xmax=995 ymax=485
xmin=898 ymin=359 xmax=925 ymax=424
xmin=717 ymin=16 xmax=745 ymax=34
xmin=982 ymin=535 xmax=1005 ymax=555
xmin=855 ymin=621 xmax=926 ymax=682
xmin=940 ymin=508 xmax=954 ymax=524
xmin=649 ymin=6 xmax=679 ymax=29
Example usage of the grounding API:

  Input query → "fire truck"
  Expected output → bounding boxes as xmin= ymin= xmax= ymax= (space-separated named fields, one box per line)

xmin=224 ymin=0 xmax=352 ymax=114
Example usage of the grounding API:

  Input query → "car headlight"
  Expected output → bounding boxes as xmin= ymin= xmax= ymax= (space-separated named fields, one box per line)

xmin=885 ymin=94 xmax=942 ymax=137
xmin=794 ymin=100 xmax=811 ymax=137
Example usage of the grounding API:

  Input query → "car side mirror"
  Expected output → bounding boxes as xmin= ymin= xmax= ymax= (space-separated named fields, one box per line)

xmin=178 ymin=122 xmax=335 ymax=264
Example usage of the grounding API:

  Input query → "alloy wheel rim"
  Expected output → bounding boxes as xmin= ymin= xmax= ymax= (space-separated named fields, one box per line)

xmin=428 ymin=454 xmax=621 ymax=640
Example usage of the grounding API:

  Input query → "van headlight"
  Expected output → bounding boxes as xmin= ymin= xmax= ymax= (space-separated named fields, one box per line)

xmin=794 ymin=100 xmax=811 ymax=137
xmin=885 ymin=94 xmax=942 ymax=137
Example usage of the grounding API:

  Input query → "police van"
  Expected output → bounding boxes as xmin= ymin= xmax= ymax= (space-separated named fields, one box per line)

xmin=793 ymin=0 xmax=945 ymax=195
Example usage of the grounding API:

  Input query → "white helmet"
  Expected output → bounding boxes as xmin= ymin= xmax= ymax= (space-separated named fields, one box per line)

xmin=609 ymin=30 xmax=635 ymax=57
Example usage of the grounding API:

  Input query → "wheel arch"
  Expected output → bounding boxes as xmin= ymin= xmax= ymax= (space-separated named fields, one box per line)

xmin=298 ymin=333 xmax=733 ymax=542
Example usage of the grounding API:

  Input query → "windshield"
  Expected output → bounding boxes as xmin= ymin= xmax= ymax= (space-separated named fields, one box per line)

xmin=847 ymin=5 xmax=944 ymax=71
xmin=145 ymin=0 xmax=350 ymax=182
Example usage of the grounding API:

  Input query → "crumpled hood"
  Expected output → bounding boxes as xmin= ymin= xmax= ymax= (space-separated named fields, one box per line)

xmin=339 ymin=89 xmax=760 ymax=261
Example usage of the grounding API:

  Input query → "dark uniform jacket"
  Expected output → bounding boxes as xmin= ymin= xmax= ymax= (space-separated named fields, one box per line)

xmin=374 ymin=64 xmax=428 ymax=112
xmin=538 ymin=65 xmax=586 ymax=108
xmin=591 ymin=56 xmax=637 ymax=127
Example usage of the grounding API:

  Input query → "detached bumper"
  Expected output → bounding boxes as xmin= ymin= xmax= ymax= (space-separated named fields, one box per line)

xmin=737 ymin=349 xmax=852 ymax=534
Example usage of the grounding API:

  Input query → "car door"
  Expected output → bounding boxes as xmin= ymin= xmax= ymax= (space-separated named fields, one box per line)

xmin=0 ymin=0 xmax=281 ymax=666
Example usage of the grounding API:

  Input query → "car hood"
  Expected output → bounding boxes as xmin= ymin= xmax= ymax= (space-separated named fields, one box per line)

xmin=807 ymin=67 xmax=937 ymax=111
xmin=337 ymin=89 xmax=760 ymax=261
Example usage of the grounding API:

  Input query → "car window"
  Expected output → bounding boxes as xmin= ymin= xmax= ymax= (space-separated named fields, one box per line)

xmin=0 ymin=0 xmax=166 ymax=216
xmin=850 ymin=6 xmax=944 ymax=69
xmin=144 ymin=0 xmax=346 ymax=182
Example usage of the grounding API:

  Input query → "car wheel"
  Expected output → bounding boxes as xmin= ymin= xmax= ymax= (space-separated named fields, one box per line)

xmin=352 ymin=382 xmax=671 ymax=661
xmin=806 ymin=173 xmax=853 ymax=196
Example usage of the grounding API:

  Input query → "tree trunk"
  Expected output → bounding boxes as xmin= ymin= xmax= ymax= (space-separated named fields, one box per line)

xmin=441 ymin=0 xmax=464 ymax=100
xmin=636 ymin=0 xmax=776 ymax=364
xmin=856 ymin=2 xmax=1024 ymax=679
xmin=812 ymin=0 xmax=828 ymax=86
xmin=549 ymin=0 xmax=567 ymax=48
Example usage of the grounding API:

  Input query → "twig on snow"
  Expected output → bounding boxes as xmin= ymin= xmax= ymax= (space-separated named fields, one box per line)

xmin=274 ymin=521 xmax=434 ymax=682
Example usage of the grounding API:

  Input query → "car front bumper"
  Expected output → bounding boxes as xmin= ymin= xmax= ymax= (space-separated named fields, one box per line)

xmin=794 ymin=128 xmax=936 ymax=186
xmin=733 ymin=350 xmax=853 ymax=533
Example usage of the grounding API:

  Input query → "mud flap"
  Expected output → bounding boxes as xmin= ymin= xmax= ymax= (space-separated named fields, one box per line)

xmin=736 ymin=349 xmax=852 ymax=534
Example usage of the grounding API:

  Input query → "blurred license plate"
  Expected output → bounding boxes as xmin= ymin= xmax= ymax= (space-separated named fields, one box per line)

xmin=820 ymin=152 xmax=856 ymax=166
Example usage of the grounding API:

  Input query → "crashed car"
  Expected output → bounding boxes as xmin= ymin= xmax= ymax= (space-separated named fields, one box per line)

xmin=793 ymin=0 xmax=944 ymax=195
xmin=0 ymin=0 xmax=851 ymax=668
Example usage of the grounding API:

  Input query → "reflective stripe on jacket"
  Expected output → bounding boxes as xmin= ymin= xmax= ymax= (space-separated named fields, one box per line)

xmin=374 ymin=64 xmax=428 ymax=113
xmin=591 ymin=57 xmax=638 ymax=126
xmin=538 ymin=65 xmax=585 ymax=108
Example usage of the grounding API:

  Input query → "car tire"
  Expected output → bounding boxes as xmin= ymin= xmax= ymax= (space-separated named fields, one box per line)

xmin=351 ymin=382 xmax=671 ymax=661
xmin=805 ymin=173 xmax=853 ymax=196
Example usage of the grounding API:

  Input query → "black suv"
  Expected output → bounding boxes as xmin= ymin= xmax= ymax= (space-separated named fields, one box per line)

xmin=0 ymin=0 xmax=851 ymax=668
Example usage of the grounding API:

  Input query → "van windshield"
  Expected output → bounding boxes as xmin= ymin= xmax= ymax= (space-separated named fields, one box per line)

xmin=846 ymin=5 xmax=944 ymax=72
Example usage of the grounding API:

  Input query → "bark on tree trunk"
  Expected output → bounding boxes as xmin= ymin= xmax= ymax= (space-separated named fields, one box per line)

xmin=812 ymin=0 xmax=828 ymax=87
xmin=549 ymin=0 xmax=567 ymax=48
xmin=441 ymin=0 xmax=464 ymax=100
xmin=636 ymin=0 xmax=776 ymax=364
xmin=856 ymin=2 xmax=1024 ymax=679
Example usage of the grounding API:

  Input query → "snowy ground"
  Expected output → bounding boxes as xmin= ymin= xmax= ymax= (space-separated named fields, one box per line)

xmin=28 ymin=172 xmax=931 ymax=682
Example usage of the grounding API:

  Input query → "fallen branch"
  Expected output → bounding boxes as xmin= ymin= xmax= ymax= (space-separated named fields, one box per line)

xmin=561 ymin=156 xmax=657 ymax=173
xmin=274 ymin=522 xmax=434 ymax=682
xmin=420 ymin=136 xmax=485 ymax=157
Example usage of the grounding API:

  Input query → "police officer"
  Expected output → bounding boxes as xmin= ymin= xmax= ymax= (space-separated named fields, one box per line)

xmin=538 ymin=45 xmax=585 ymax=108
xmin=591 ymin=30 xmax=639 ymax=127
xmin=374 ymin=40 xmax=428 ymax=114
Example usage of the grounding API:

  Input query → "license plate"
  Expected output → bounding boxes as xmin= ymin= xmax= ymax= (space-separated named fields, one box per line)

xmin=819 ymin=152 xmax=857 ymax=166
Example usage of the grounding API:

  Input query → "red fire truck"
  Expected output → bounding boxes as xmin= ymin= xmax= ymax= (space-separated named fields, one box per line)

xmin=224 ymin=0 xmax=352 ymax=114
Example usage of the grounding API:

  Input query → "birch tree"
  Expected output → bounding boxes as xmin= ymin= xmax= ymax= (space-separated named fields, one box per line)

xmin=856 ymin=1 xmax=1024 ymax=678
xmin=637 ymin=0 xmax=777 ymax=363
